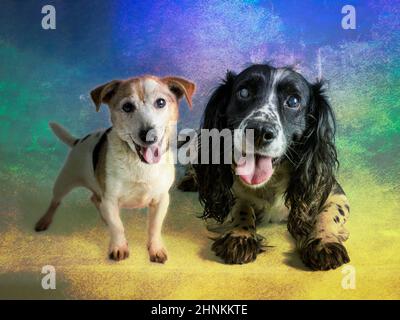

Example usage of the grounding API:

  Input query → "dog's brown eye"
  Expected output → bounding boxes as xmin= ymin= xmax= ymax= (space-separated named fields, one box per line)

xmin=155 ymin=98 xmax=166 ymax=108
xmin=286 ymin=95 xmax=300 ymax=108
xmin=122 ymin=102 xmax=135 ymax=113
xmin=238 ymin=88 xmax=250 ymax=99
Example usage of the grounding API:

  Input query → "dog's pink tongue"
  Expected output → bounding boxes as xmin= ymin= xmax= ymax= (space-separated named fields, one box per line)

xmin=236 ymin=155 xmax=273 ymax=185
xmin=142 ymin=144 xmax=161 ymax=164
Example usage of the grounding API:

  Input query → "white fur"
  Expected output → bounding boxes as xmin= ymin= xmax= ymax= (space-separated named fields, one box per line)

xmin=35 ymin=76 xmax=186 ymax=263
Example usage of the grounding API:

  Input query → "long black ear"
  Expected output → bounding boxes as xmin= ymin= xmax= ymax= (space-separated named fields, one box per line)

xmin=286 ymin=81 xmax=338 ymax=237
xmin=194 ymin=71 xmax=236 ymax=223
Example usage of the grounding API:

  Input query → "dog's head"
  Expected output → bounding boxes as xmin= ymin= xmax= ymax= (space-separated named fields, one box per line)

xmin=90 ymin=75 xmax=195 ymax=164
xmin=196 ymin=64 xmax=337 ymax=222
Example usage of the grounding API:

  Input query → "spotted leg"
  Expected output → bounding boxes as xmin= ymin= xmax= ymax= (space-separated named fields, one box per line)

xmin=292 ymin=185 xmax=351 ymax=270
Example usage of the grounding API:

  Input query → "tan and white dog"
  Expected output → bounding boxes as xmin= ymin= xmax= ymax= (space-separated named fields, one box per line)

xmin=35 ymin=75 xmax=195 ymax=263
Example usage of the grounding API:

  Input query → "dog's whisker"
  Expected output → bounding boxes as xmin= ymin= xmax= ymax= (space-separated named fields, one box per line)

xmin=284 ymin=151 xmax=297 ymax=167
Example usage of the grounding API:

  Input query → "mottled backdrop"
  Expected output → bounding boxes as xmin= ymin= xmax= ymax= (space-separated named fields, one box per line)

xmin=0 ymin=0 xmax=399 ymax=299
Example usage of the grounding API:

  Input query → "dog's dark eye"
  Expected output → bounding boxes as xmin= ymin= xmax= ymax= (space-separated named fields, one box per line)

xmin=155 ymin=98 xmax=166 ymax=108
xmin=286 ymin=95 xmax=301 ymax=108
xmin=238 ymin=88 xmax=250 ymax=99
xmin=122 ymin=102 xmax=135 ymax=113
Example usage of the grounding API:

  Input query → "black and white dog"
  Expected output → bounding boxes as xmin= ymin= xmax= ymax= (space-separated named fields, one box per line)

xmin=180 ymin=64 xmax=350 ymax=270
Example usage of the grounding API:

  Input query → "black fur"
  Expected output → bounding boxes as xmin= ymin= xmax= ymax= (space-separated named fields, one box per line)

xmin=301 ymin=238 xmax=350 ymax=271
xmin=194 ymin=72 xmax=237 ymax=222
xmin=92 ymin=127 xmax=112 ymax=171
xmin=211 ymin=232 xmax=265 ymax=264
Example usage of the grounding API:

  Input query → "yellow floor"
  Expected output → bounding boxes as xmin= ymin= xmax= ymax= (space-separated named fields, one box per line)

xmin=0 ymin=172 xmax=399 ymax=299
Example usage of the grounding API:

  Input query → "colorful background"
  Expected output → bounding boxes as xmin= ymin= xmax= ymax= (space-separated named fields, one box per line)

xmin=0 ymin=0 xmax=399 ymax=299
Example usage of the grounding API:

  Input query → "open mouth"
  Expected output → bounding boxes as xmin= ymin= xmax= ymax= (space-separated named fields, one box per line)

xmin=235 ymin=153 xmax=279 ymax=186
xmin=130 ymin=136 xmax=163 ymax=164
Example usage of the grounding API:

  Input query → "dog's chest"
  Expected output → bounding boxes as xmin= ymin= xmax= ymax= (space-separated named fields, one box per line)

xmin=233 ymin=163 xmax=291 ymax=222
xmin=104 ymin=144 xmax=174 ymax=209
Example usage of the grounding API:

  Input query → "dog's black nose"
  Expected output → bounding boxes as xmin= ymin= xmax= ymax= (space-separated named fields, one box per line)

xmin=261 ymin=127 xmax=276 ymax=143
xmin=247 ymin=124 xmax=277 ymax=146
xmin=139 ymin=128 xmax=158 ymax=145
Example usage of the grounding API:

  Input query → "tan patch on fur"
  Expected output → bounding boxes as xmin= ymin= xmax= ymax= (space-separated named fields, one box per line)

xmin=231 ymin=203 xmax=256 ymax=236
xmin=135 ymin=78 xmax=145 ymax=102
xmin=314 ymin=192 xmax=350 ymax=243
xmin=161 ymin=76 xmax=196 ymax=109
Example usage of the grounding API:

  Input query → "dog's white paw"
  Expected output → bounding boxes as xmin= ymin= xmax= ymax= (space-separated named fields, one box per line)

xmin=148 ymin=242 xmax=168 ymax=264
xmin=109 ymin=241 xmax=129 ymax=261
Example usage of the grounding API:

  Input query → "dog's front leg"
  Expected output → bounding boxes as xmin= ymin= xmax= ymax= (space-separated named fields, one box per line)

xmin=99 ymin=199 xmax=129 ymax=261
xmin=147 ymin=193 xmax=169 ymax=263
xmin=289 ymin=186 xmax=350 ymax=270
xmin=212 ymin=202 xmax=264 ymax=264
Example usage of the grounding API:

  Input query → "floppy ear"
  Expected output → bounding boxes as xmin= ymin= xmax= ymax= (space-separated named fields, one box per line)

xmin=202 ymin=71 xmax=236 ymax=130
xmin=194 ymin=71 xmax=237 ymax=223
xmin=285 ymin=80 xmax=338 ymax=236
xmin=90 ymin=80 xmax=121 ymax=112
xmin=162 ymin=77 xmax=196 ymax=109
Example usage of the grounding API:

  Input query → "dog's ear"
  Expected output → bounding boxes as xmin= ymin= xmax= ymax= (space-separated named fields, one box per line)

xmin=162 ymin=77 xmax=196 ymax=109
xmin=90 ymin=80 xmax=121 ymax=112
xmin=285 ymin=80 xmax=338 ymax=236
xmin=202 ymin=71 xmax=236 ymax=130
xmin=194 ymin=71 xmax=237 ymax=223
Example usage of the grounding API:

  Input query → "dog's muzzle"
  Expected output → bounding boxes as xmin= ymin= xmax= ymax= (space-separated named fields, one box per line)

xmin=130 ymin=134 xmax=164 ymax=165
xmin=234 ymin=122 xmax=279 ymax=187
